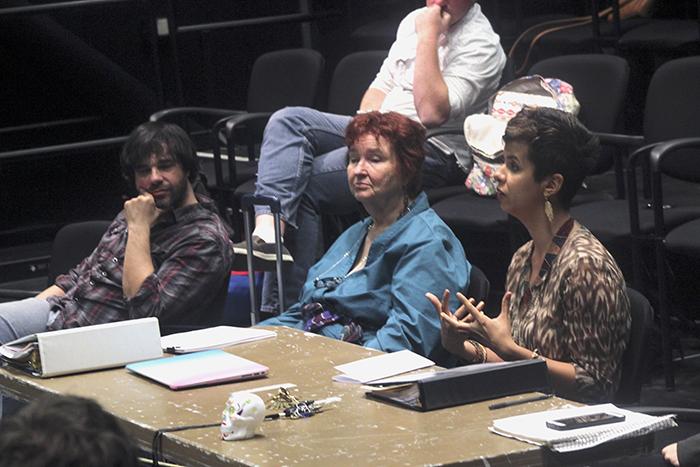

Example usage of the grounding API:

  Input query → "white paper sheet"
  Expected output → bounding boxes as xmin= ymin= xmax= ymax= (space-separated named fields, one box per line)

xmin=161 ymin=326 xmax=276 ymax=353
xmin=332 ymin=349 xmax=435 ymax=384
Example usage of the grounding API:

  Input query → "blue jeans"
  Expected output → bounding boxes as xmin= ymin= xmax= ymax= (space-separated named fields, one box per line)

xmin=0 ymin=298 xmax=51 ymax=419
xmin=0 ymin=298 xmax=51 ymax=344
xmin=255 ymin=106 xmax=463 ymax=311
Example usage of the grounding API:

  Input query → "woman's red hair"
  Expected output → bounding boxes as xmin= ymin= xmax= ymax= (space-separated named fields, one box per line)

xmin=345 ymin=111 xmax=426 ymax=198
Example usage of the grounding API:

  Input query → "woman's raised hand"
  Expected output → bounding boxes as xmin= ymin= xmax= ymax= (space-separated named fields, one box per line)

xmin=457 ymin=291 xmax=516 ymax=358
xmin=425 ymin=289 xmax=484 ymax=357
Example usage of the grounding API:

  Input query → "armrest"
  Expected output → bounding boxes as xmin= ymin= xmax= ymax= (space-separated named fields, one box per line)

xmin=592 ymin=132 xmax=645 ymax=199
xmin=625 ymin=144 xmax=658 ymax=237
xmin=149 ymin=107 xmax=243 ymax=122
xmin=595 ymin=132 xmax=645 ymax=148
xmin=647 ymin=137 xmax=700 ymax=238
xmin=649 ymin=137 xmax=700 ymax=172
xmin=208 ymin=112 xmax=274 ymax=187
xmin=222 ymin=112 xmax=274 ymax=138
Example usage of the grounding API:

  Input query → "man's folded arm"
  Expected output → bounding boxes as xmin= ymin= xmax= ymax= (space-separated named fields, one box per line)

xmin=125 ymin=237 xmax=231 ymax=322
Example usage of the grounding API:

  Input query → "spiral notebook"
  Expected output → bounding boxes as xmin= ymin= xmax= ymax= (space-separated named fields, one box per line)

xmin=490 ymin=403 xmax=677 ymax=453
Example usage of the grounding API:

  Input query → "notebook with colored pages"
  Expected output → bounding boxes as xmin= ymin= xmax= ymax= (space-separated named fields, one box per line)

xmin=126 ymin=350 xmax=268 ymax=390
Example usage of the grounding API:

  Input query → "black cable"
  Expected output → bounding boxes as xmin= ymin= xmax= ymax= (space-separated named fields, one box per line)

xmin=151 ymin=422 xmax=219 ymax=467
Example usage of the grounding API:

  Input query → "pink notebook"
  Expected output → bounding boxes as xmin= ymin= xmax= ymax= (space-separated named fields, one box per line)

xmin=126 ymin=349 xmax=268 ymax=390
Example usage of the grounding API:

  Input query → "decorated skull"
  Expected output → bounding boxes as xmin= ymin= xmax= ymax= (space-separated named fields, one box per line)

xmin=220 ymin=392 xmax=265 ymax=441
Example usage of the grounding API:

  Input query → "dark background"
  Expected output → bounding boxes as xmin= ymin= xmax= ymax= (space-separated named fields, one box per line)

xmin=1 ymin=0 xmax=697 ymax=258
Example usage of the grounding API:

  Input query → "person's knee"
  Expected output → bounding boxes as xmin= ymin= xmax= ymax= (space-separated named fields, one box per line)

xmin=0 ymin=298 xmax=51 ymax=344
xmin=0 ymin=314 xmax=16 ymax=345
xmin=268 ymin=106 xmax=318 ymax=129
xmin=0 ymin=300 xmax=25 ymax=344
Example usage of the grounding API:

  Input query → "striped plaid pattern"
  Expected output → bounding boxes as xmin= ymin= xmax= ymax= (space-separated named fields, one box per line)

xmin=46 ymin=194 xmax=232 ymax=330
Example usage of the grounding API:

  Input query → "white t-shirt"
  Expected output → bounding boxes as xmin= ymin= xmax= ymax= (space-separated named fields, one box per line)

xmin=369 ymin=3 xmax=506 ymax=126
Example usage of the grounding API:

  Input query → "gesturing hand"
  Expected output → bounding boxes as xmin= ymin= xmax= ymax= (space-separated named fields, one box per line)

xmin=458 ymin=291 xmax=516 ymax=359
xmin=124 ymin=193 xmax=160 ymax=229
xmin=425 ymin=289 xmax=485 ymax=358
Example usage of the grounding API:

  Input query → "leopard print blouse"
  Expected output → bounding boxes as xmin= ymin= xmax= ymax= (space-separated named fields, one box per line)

xmin=506 ymin=219 xmax=631 ymax=403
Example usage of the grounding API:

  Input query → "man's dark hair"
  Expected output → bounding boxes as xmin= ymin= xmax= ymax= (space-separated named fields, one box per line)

xmin=0 ymin=395 xmax=139 ymax=467
xmin=503 ymin=107 xmax=599 ymax=209
xmin=120 ymin=121 xmax=200 ymax=186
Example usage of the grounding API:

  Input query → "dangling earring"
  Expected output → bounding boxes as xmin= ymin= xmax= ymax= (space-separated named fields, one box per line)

xmin=544 ymin=197 xmax=554 ymax=224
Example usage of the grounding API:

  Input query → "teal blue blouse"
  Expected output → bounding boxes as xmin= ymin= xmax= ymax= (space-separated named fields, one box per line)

xmin=261 ymin=192 xmax=470 ymax=361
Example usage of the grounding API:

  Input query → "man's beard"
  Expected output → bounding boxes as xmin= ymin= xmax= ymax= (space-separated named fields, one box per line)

xmin=153 ymin=178 xmax=188 ymax=211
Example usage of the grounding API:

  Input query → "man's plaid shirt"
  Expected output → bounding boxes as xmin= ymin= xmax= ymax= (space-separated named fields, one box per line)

xmin=46 ymin=194 xmax=233 ymax=329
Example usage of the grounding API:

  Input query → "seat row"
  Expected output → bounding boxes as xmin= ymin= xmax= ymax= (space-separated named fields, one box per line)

xmin=148 ymin=49 xmax=626 ymax=234
xmin=150 ymin=49 xmax=387 ymax=195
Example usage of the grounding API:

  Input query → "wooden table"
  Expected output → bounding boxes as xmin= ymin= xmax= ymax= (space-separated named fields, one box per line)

xmin=0 ymin=327 xmax=648 ymax=466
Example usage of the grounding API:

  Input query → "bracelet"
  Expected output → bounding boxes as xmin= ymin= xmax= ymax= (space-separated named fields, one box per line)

xmin=530 ymin=348 xmax=541 ymax=360
xmin=477 ymin=341 xmax=488 ymax=363
xmin=467 ymin=340 xmax=480 ymax=363
xmin=467 ymin=340 xmax=487 ymax=364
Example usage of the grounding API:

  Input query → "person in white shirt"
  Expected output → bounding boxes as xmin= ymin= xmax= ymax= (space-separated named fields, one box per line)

xmin=234 ymin=0 xmax=506 ymax=311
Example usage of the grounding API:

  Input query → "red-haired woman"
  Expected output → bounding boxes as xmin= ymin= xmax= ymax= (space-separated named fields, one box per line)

xmin=260 ymin=112 xmax=469 ymax=361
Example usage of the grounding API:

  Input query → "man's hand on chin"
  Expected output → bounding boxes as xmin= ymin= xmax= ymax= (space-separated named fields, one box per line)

xmin=124 ymin=193 xmax=161 ymax=229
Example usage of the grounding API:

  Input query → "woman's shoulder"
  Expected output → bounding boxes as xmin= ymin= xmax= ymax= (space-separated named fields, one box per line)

xmin=566 ymin=223 xmax=613 ymax=259
xmin=560 ymin=222 xmax=625 ymax=279
xmin=384 ymin=200 xmax=464 ymax=255
xmin=411 ymin=202 xmax=461 ymax=242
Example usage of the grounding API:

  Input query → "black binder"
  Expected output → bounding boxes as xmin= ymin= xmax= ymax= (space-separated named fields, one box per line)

xmin=365 ymin=359 xmax=551 ymax=411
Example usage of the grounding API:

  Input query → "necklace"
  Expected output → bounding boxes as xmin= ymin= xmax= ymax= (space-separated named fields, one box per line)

xmin=313 ymin=222 xmax=374 ymax=283
xmin=312 ymin=198 xmax=413 ymax=286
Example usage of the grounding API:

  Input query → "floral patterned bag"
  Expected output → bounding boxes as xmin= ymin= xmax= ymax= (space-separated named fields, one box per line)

xmin=464 ymin=75 xmax=579 ymax=196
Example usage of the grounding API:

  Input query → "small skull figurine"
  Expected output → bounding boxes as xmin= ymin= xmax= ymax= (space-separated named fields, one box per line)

xmin=220 ymin=392 xmax=265 ymax=441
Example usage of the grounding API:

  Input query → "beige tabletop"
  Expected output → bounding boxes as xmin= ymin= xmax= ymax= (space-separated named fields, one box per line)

xmin=0 ymin=327 xmax=641 ymax=466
